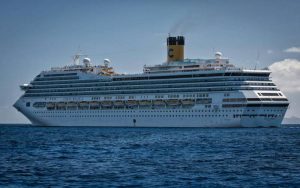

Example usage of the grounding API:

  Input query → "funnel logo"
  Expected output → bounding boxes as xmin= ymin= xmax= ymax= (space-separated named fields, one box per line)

xmin=168 ymin=48 xmax=174 ymax=58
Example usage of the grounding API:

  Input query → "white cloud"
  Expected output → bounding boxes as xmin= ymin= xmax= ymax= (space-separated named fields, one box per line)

xmin=269 ymin=59 xmax=300 ymax=93
xmin=284 ymin=47 xmax=300 ymax=53
xmin=267 ymin=49 xmax=273 ymax=54
xmin=269 ymin=59 xmax=300 ymax=118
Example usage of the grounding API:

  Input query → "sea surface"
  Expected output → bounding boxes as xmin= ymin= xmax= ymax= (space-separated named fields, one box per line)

xmin=0 ymin=125 xmax=300 ymax=187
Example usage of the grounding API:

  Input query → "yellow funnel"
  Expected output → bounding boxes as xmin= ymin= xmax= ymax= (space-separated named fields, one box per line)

xmin=167 ymin=36 xmax=184 ymax=63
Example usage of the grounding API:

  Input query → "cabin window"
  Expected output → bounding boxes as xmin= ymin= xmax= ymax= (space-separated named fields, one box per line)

xmin=26 ymin=102 xmax=30 ymax=107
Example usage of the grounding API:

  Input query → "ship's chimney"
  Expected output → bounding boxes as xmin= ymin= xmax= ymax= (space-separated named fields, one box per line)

xmin=167 ymin=35 xmax=184 ymax=63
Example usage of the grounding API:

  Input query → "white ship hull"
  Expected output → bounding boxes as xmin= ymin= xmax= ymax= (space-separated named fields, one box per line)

xmin=14 ymin=100 xmax=287 ymax=128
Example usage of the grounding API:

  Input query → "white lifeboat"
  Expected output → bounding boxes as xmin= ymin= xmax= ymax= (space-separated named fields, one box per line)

xmin=56 ymin=102 xmax=66 ymax=110
xmin=90 ymin=101 xmax=100 ymax=109
xmin=46 ymin=102 xmax=55 ymax=110
xmin=181 ymin=99 xmax=195 ymax=106
xmin=78 ymin=101 xmax=89 ymax=109
xmin=66 ymin=102 xmax=78 ymax=110
xmin=101 ymin=101 xmax=113 ymax=107
xmin=153 ymin=100 xmax=165 ymax=106
xmin=114 ymin=100 xmax=125 ymax=107
xmin=126 ymin=100 xmax=138 ymax=107
xmin=139 ymin=100 xmax=152 ymax=106
xmin=166 ymin=99 xmax=180 ymax=106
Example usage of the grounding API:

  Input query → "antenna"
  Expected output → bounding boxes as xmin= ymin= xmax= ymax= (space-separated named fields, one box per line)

xmin=73 ymin=53 xmax=88 ymax=65
xmin=254 ymin=51 xmax=260 ymax=70
xmin=72 ymin=46 xmax=87 ymax=65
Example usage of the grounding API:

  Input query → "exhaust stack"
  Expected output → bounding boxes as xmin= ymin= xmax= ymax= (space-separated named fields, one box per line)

xmin=167 ymin=36 xmax=184 ymax=63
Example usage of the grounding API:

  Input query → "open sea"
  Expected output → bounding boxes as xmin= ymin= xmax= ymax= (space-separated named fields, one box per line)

xmin=0 ymin=125 xmax=299 ymax=187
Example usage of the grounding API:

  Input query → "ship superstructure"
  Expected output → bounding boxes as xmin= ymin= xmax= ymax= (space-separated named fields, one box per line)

xmin=14 ymin=36 xmax=289 ymax=127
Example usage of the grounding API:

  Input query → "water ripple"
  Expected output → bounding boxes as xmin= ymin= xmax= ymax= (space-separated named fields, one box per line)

xmin=0 ymin=126 xmax=300 ymax=187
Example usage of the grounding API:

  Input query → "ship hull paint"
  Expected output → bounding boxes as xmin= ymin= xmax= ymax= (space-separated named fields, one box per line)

xmin=26 ymin=115 xmax=284 ymax=128
xmin=15 ymin=101 xmax=286 ymax=128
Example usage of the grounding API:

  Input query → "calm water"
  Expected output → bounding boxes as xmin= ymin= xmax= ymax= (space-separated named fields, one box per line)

xmin=0 ymin=125 xmax=300 ymax=187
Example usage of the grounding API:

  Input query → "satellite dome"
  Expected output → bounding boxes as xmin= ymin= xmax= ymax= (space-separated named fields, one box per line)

xmin=83 ymin=58 xmax=91 ymax=63
xmin=83 ymin=58 xmax=91 ymax=66
xmin=104 ymin=59 xmax=111 ymax=66
xmin=215 ymin=52 xmax=222 ymax=59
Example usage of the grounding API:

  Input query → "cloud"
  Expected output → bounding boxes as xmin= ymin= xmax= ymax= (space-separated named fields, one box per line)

xmin=269 ymin=59 xmax=300 ymax=93
xmin=284 ymin=47 xmax=300 ymax=53
xmin=267 ymin=49 xmax=273 ymax=54
xmin=269 ymin=59 xmax=300 ymax=118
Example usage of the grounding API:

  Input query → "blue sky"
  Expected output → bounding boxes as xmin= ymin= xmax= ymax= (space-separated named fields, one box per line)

xmin=1 ymin=0 xmax=300 ymax=123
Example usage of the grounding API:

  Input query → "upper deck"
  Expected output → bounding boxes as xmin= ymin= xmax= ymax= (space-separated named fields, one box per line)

xmin=43 ymin=55 xmax=270 ymax=78
xmin=41 ymin=35 xmax=270 ymax=78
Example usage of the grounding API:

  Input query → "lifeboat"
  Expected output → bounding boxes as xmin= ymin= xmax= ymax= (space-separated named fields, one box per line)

xmin=139 ymin=100 xmax=152 ymax=107
xmin=181 ymin=99 xmax=195 ymax=106
xmin=196 ymin=98 xmax=211 ymax=104
xmin=46 ymin=102 xmax=55 ymax=110
xmin=153 ymin=100 xmax=165 ymax=106
xmin=166 ymin=99 xmax=180 ymax=106
xmin=101 ymin=101 xmax=113 ymax=107
xmin=56 ymin=102 xmax=66 ymax=110
xmin=78 ymin=101 xmax=89 ymax=110
xmin=66 ymin=102 xmax=78 ymax=110
xmin=90 ymin=101 xmax=100 ymax=109
xmin=138 ymin=100 xmax=152 ymax=108
xmin=114 ymin=100 xmax=125 ymax=108
xmin=126 ymin=100 xmax=138 ymax=107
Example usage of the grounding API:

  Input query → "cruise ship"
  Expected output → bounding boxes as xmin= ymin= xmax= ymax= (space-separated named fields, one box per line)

xmin=14 ymin=36 xmax=289 ymax=127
